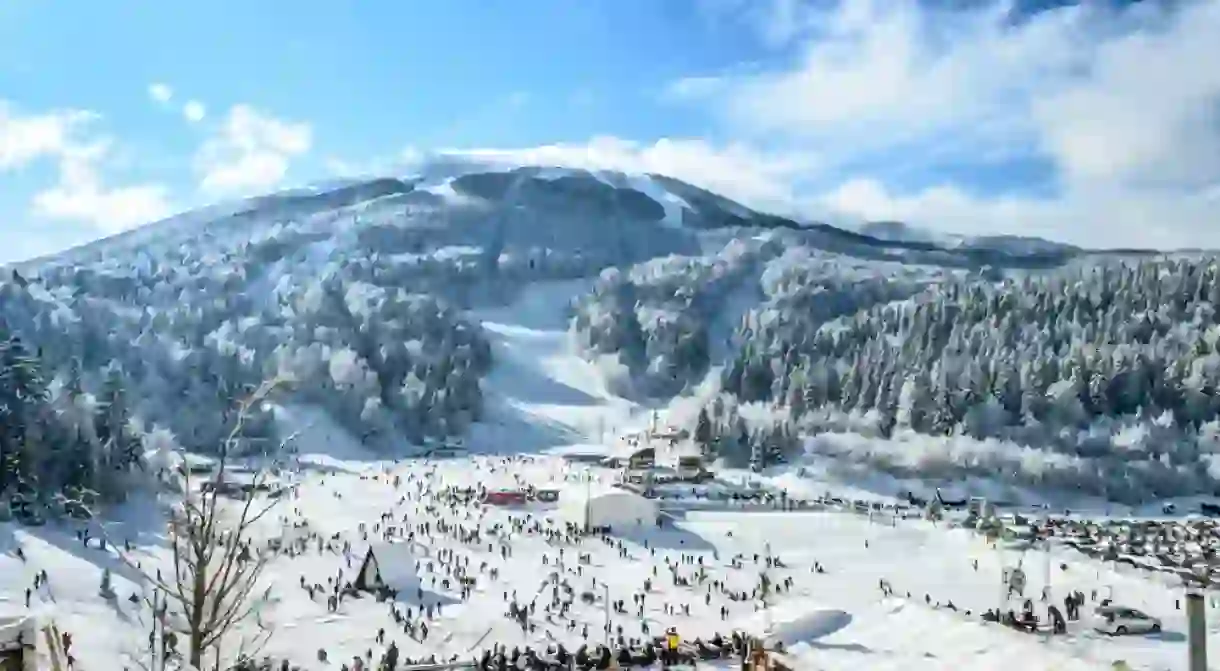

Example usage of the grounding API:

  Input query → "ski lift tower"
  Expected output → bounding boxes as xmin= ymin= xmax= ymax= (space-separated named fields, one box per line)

xmin=1042 ymin=533 xmax=1053 ymax=644
xmin=749 ymin=554 xmax=779 ymax=671
xmin=583 ymin=468 xmax=593 ymax=534
xmin=760 ymin=541 xmax=774 ymax=638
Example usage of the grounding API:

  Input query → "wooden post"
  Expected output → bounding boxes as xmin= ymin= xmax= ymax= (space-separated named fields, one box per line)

xmin=1187 ymin=586 xmax=1208 ymax=671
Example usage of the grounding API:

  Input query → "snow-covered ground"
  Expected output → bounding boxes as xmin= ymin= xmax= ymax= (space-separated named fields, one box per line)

xmin=2 ymin=457 xmax=1203 ymax=670
xmin=0 ymin=281 xmax=1206 ymax=671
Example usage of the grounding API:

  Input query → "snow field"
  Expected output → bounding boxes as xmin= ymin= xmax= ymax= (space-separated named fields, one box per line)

xmin=250 ymin=456 xmax=1199 ymax=670
xmin=0 ymin=277 xmax=1208 ymax=671
xmin=0 ymin=452 xmax=1207 ymax=670
xmin=680 ymin=504 xmax=1200 ymax=670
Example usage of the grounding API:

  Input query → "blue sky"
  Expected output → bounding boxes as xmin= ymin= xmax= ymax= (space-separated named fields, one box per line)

xmin=1 ymin=0 xmax=1219 ymax=261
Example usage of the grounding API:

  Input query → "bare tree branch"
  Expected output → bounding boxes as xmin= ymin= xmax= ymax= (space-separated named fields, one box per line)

xmin=110 ymin=375 xmax=298 ymax=671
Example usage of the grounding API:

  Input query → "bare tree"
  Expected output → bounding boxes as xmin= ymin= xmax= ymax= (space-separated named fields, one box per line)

xmin=118 ymin=376 xmax=299 ymax=671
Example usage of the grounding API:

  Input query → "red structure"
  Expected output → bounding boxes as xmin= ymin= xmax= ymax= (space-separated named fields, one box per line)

xmin=483 ymin=490 xmax=527 ymax=506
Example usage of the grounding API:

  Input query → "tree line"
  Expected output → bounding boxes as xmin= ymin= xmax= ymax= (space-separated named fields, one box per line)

xmin=697 ymin=257 xmax=1220 ymax=502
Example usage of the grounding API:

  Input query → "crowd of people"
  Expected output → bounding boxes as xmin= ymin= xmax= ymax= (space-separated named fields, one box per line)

xmin=234 ymin=454 xmax=824 ymax=669
xmin=210 ymin=454 xmax=1137 ymax=668
xmin=4 ymin=448 xmax=1160 ymax=671
xmin=234 ymin=630 xmax=767 ymax=671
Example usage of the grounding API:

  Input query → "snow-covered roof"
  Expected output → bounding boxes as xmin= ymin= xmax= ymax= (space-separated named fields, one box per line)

xmin=365 ymin=542 xmax=421 ymax=589
xmin=0 ymin=610 xmax=55 ymax=651
xmin=0 ymin=614 xmax=30 ymax=648
xmin=560 ymin=487 xmax=658 ymax=527
xmin=562 ymin=487 xmax=654 ymax=505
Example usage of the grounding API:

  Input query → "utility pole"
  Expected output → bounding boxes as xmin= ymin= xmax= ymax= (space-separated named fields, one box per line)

xmin=762 ymin=541 xmax=773 ymax=634
xmin=1042 ymin=535 xmax=1052 ymax=644
xmin=1043 ymin=536 xmax=1052 ymax=596
xmin=603 ymin=583 xmax=611 ymax=649
xmin=1187 ymin=585 xmax=1208 ymax=671
xmin=997 ymin=545 xmax=1007 ymax=614
xmin=584 ymin=474 xmax=592 ymax=534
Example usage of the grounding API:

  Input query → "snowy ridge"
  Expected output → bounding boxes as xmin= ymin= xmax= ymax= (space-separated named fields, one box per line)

xmin=855 ymin=220 xmax=1086 ymax=257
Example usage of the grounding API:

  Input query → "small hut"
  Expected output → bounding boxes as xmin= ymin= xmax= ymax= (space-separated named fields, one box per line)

xmin=0 ymin=611 xmax=66 ymax=671
xmin=354 ymin=542 xmax=421 ymax=593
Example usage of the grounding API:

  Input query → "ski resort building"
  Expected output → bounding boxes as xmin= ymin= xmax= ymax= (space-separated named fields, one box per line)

xmin=627 ymin=447 xmax=655 ymax=470
xmin=560 ymin=488 xmax=659 ymax=530
xmin=354 ymin=542 xmax=421 ymax=593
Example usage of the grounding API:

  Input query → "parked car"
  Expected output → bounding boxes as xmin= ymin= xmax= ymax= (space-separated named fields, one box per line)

xmin=1094 ymin=605 xmax=1162 ymax=635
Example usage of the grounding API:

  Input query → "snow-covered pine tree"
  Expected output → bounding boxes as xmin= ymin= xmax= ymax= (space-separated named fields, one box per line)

xmin=0 ymin=336 xmax=48 ymax=501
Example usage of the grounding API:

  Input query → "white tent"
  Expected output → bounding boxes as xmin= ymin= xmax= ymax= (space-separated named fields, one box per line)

xmin=560 ymin=488 xmax=658 ymax=529
xmin=354 ymin=542 xmax=421 ymax=593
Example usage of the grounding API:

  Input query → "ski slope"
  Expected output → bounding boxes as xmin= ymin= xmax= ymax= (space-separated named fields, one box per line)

xmin=467 ymin=280 xmax=644 ymax=453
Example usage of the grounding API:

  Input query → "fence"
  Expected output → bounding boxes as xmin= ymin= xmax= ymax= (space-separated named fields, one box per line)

xmin=655 ymin=500 xmax=827 ymax=513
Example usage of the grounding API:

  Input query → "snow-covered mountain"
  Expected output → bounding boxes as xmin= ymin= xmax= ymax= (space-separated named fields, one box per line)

xmin=3 ymin=158 xmax=1220 ymax=671
xmin=17 ymin=165 xmax=1081 ymax=276
xmin=0 ymin=158 xmax=1217 ymax=510
xmin=856 ymin=220 xmax=1084 ymax=257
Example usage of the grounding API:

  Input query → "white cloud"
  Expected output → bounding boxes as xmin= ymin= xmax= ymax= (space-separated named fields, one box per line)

xmin=148 ymin=83 xmax=206 ymax=123
xmin=665 ymin=0 xmax=1220 ymax=248
xmin=820 ymin=178 xmax=1215 ymax=250
xmin=31 ymin=140 xmax=174 ymax=234
xmin=0 ymin=100 xmax=172 ymax=236
xmin=183 ymin=100 xmax=206 ymax=123
xmin=194 ymin=104 xmax=312 ymax=194
xmin=1030 ymin=2 xmax=1220 ymax=190
xmin=0 ymin=103 xmax=95 ymax=170
xmin=148 ymin=83 xmax=173 ymax=105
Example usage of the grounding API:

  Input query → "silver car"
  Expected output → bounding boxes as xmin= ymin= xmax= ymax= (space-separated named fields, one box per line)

xmin=1094 ymin=606 xmax=1162 ymax=636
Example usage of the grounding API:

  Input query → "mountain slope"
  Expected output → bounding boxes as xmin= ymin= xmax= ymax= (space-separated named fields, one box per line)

xmin=0 ymin=158 xmax=1209 ymax=510
xmin=856 ymin=220 xmax=1084 ymax=258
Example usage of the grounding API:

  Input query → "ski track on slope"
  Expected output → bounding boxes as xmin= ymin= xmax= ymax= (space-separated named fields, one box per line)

xmin=468 ymin=280 xmax=644 ymax=452
xmin=705 ymin=277 xmax=761 ymax=366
